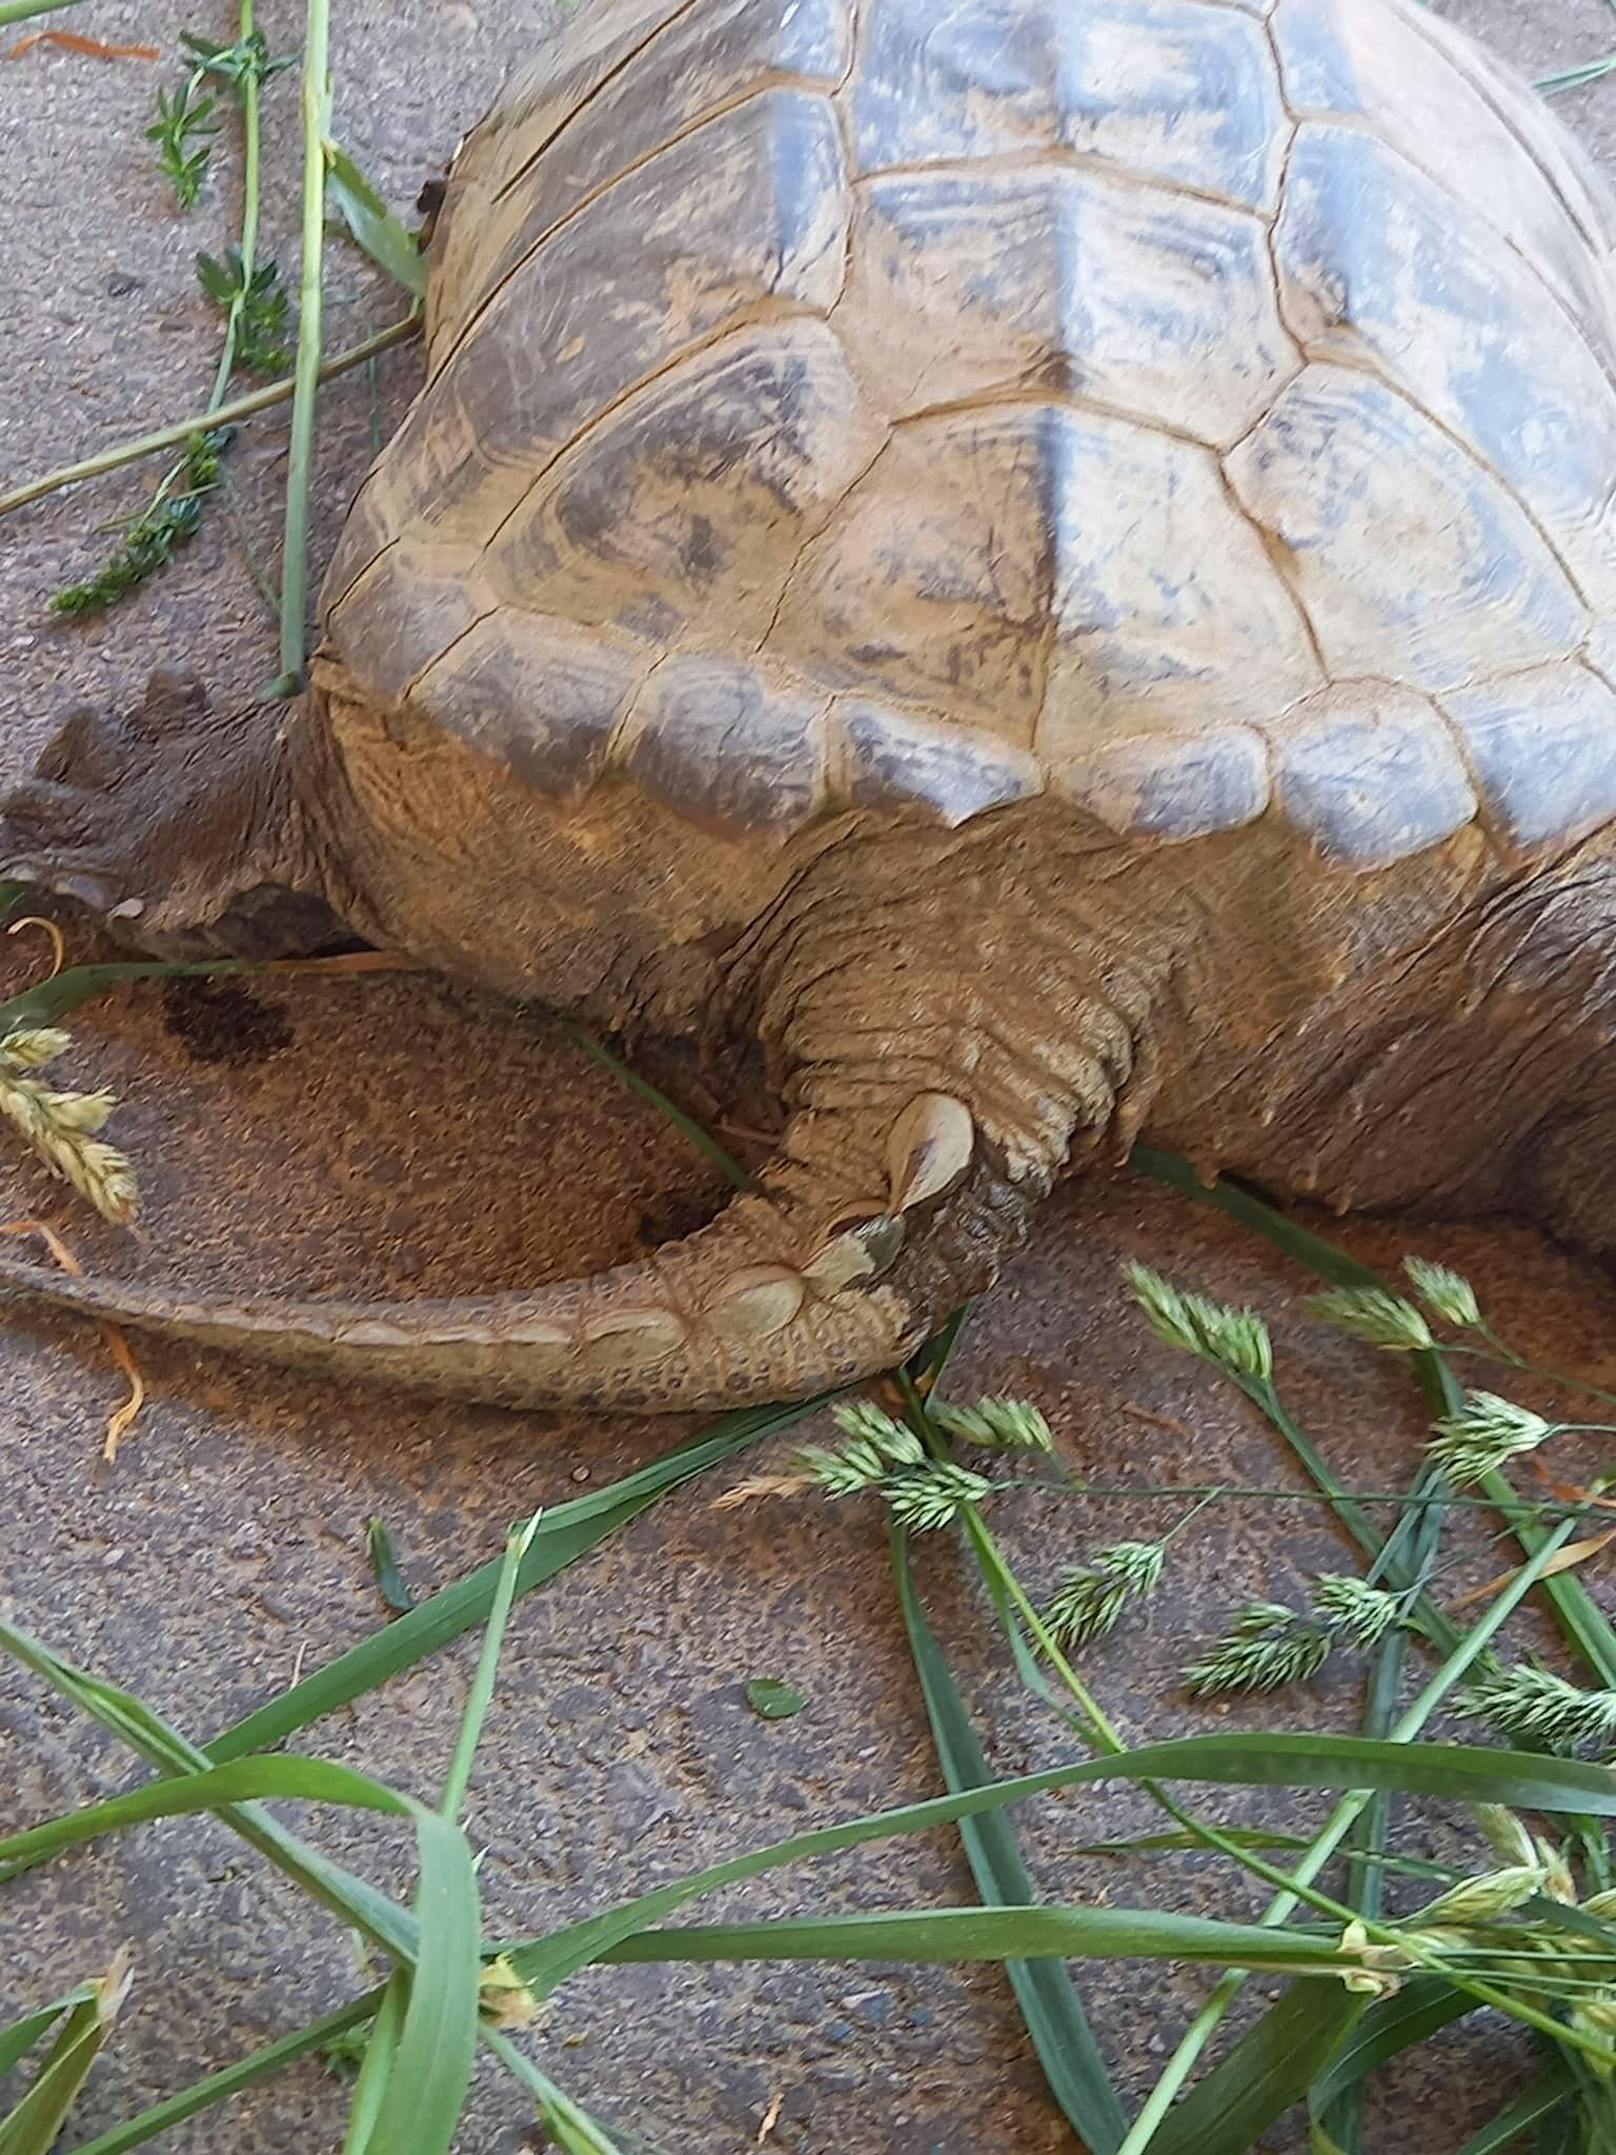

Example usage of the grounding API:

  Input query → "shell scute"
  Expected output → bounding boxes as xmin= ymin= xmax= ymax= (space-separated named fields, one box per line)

xmin=852 ymin=0 xmax=1287 ymax=211
xmin=1225 ymin=367 xmax=1588 ymax=694
xmin=833 ymin=701 xmax=1044 ymax=824
xmin=1052 ymin=727 xmax=1270 ymax=841
xmin=618 ymin=658 xmax=828 ymax=836
xmin=408 ymin=613 xmax=645 ymax=797
xmin=446 ymin=0 xmax=855 ymax=354
xmin=1269 ymin=681 xmax=1478 ymax=866
xmin=486 ymin=320 xmax=886 ymax=649
xmin=1275 ymin=123 xmax=1616 ymax=614
xmin=1443 ymin=663 xmax=1616 ymax=851
xmin=1271 ymin=0 xmax=1616 ymax=364
xmin=844 ymin=164 xmax=1297 ymax=442
xmin=327 ymin=546 xmax=487 ymax=708
xmin=370 ymin=87 xmax=850 ymax=548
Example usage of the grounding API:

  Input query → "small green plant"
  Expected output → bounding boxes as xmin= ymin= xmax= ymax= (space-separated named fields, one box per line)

xmin=50 ymin=427 xmax=231 ymax=616
xmin=148 ymin=25 xmax=292 ymax=209
xmin=196 ymin=243 xmax=293 ymax=375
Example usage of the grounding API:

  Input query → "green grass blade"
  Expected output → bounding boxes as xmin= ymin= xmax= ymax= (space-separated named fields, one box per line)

xmin=1308 ymin=1979 xmax=1473 ymax=2113
xmin=367 ymin=1520 xmax=414 ymax=1615
xmin=0 ymin=1615 xmax=418 ymax=1960
xmin=66 ymin=1994 xmax=384 ymax=2155
xmin=208 ymin=1396 xmax=823 ymax=1760
xmin=509 ymin=1732 xmax=1616 ymax=1995
xmin=323 ymin=141 xmax=427 ymax=296
xmin=0 ymin=1993 xmax=94 ymax=2083
xmin=1455 ymin=2066 xmax=1578 ymax=2155
xmin=340 ymin=1974 xmax=408 ymax=2155
xmin=440 ymin=1513 xmax=540 ymax=1820
xmin=561 ymin=1024 xmax=753 ymax=1191
xmin=1314 ymin=1458 xmax=1448 ymax=2155
xmin=0 ymin=1969 xmax=128 ymax=2155
xmin=1148 ymin=1976 xmax=1368 ymax=2155
xmin=274 ymin=0 xmax=332 ymax=692
xmin=0 ymin=0 xmax=85 ymax=26
xmin=893 ymin=1530 xmax=1126 ymax=2155
xmin=0 ymin=1753 xmax=413 ymax=1872
xmin=593 ymin=1904 xmax=1348 ymax=1970
xmin=365 ymin=1815 xmax=482 ymax=2155
xmin=0 ymin=884 xmax=24 ymax=924
xmin=1538 ymin=54 xmax=1616 ymax=94
xmin=481 ymin=2031 xmax=626 ymax=2154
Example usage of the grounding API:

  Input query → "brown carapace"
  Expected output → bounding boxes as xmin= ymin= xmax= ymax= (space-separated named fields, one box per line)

xmin=5 ymin=0 xmax=1616 ymax=1410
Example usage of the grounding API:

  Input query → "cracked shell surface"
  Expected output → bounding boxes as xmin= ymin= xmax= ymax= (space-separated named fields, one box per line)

xmin=327 ymin=0 xmax=1616 ymax=865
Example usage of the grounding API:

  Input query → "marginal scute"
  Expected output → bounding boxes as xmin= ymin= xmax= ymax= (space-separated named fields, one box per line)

xmin=1038 ymin=405 xmax=1322 ymax=743
xmin=1052 ymin=727 xmax=1269 ymax=841
xmin=852 ymin=0 xmax=1287 ymax=213
xmin=844 ymin=166 xmax=1297 ymax=443
xmin=1275 ymin=124 xmax=1616 ymax=614
xmin=833 ymin=702 xmax=1043 ymax=824
xmin=326 ymin=545 xmax=488 ymax=709
xmin=1441 ymin=663 xmax=1616 ymax=850
xmin=618 ymin=657 xmax=829 ymax=836
xmin=460 ymin=0 xmax=855 ymax=337
xmin=487 ymin=321 xmax=887 ymax=648
xmin=369 ymin=88 xmax=851 ymax=545
xmin=1269 ymin=681 xmax=1478 ymax=866
xmin=408 ymin=611 xmax=645 ymax=797
xmin=1225 ymin=366 xmax=1587 ymax=694
xmin=1270 ymin=0 xmax=1616 ymax=365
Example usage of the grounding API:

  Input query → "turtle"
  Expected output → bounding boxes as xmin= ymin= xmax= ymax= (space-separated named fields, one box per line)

xmin=5 ymin=0 xmax=1616 ymax=1413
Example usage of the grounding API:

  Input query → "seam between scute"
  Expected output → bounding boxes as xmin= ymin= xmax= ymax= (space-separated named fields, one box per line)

xmin=853 ymin=143 xmax=1272 ymax=222
xmin=431 ymin=78 xmax=844 ymax=387
xmin=488 ymin=0 xmax=709 ymax=207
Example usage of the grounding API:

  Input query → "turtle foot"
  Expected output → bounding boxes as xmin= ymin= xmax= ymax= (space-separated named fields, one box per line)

xmin=2 ymin=671 xmax=334 ymax=957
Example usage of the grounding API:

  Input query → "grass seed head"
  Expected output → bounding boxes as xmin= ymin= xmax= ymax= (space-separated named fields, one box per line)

xmin=1044 ymin=1540 xmax=1167 ymax=1649
xmin=1403 ymin=1256 xmax=1482 ymax=1331
xmin=1307 ymin=1286 xmax=1434 ymax=1352
xmin=1183 ymin=1602 xmax=1333 ymax=1698
xmin=1312 ymin=1573 xmax=1404 ymax=1650
xmin=1427 ymin=1392 xmax=1553 ymax=1487
xmin=931 ymin=1396 xmax=1056 ymax=1453
xmin=1125 ymin=1263 xmax=1272 ymax=1381
xmin=1457 ymin=1664 xmax=1616 ymax=1755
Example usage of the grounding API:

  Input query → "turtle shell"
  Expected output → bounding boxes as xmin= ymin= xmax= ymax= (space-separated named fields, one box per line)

xmin=321 ymin=0 xmax=1616 ymax=872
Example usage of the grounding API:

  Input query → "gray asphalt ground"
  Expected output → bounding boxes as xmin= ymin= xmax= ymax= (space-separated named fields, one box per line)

xmin=4 ymin=3 xmax=1616 ymax=2149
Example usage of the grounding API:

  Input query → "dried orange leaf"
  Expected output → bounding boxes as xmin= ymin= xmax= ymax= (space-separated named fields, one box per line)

xmin=1450 ymin=1527 xmax=1616 ymax=1611
xmin=7 ymin=29 xmax=160 ymax=58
